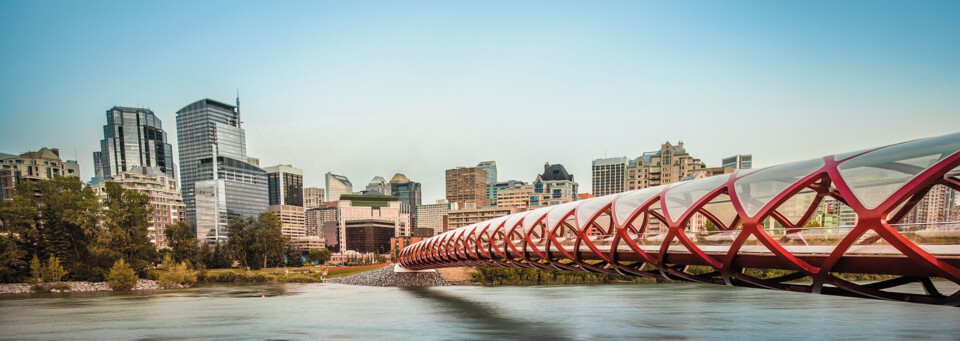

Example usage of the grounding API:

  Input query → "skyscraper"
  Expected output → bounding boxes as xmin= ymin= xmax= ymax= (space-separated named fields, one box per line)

xmin=176 ymin=98 xmax=268 ymax=244
xmin=325 ymin=172 xmax=353 ymax=201
xmin=592 ymin=157 xmax=627 ymax=197
xmin=365 ymin=176 xmax=389 ymax=195
xmin=445 ymin=167 xmax=488 ymax=209
xmin=265 ymin=165 xmax=305 ymax=238
xmin=476 ymin=161 xmax=497 ymax=185
xmin=389 ymin=173 xmax=422 ymax=228
xmin=722 ymin=154 xmax=753 ymax=170
xmin=93 ymin=106 xmax=174 ymax=182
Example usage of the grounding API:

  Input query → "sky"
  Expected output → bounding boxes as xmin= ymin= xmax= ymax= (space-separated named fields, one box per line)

xmin=1 ymin=1 xmax=959 ymax=203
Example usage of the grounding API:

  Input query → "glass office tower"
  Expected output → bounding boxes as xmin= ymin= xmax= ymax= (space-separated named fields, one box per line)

xmin=93 ymin=106 xmax=174 ymax=182
xmin=177 ymin=98 xmax=268 ymax=244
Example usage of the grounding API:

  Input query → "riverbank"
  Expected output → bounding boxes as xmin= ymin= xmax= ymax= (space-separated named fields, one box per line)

xmin=326 ymin=265 xmax=449 ymax=286
xmin=0 ymin=279 xmax=181 ymax=295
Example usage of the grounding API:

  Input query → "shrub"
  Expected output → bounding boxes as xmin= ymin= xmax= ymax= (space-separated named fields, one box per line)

xmin=158 ymin=261 xmax=197 ymax=289
xmin=107 ymin=259 xmax=138 ymax=291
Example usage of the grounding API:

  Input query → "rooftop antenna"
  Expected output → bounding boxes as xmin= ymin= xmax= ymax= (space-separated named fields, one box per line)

xmin=235 ymin=89 xmax=242 ymax=125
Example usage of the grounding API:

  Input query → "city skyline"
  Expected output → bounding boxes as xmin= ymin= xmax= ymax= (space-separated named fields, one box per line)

xmin=2 ymin=1 xmax=959 ymax=203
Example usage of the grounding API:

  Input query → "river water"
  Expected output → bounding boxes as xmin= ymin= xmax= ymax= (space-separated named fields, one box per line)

xmin=1 ymin=283 xmax=959 ymax=340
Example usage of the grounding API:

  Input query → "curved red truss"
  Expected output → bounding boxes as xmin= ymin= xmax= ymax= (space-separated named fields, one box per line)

xmin=400 ymin=133 xmax=960 ymax=305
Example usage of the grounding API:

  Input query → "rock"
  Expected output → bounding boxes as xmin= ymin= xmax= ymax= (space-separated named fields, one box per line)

xmin=326 ymin=265 xmax=450 ymax=287
xmin=0 ymin=279 xmax=178 ymax=295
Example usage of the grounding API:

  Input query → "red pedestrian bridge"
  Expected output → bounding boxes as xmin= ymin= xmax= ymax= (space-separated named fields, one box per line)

xmin=398 ymin=133 xmax=960 ymax=305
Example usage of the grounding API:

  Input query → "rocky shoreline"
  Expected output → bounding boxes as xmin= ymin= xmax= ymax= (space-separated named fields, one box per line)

xmin=326 ymin=265 xmax=450 ymax=287
xmin=0 ymin=279 xmax=183 ymax=295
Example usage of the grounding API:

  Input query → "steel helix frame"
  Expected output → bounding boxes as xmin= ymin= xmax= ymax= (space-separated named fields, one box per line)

xmin=399 ymin=133 xmax=960 ymax=305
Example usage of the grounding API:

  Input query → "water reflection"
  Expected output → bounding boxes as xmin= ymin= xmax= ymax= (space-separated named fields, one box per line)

xmin=402 ymin=287 xmax=573 ymax=341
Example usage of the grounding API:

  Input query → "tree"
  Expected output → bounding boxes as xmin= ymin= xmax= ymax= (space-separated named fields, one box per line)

xmin=44 ymin=255 xmax=67 ymax=282
xmin=29 ymin=255 xmax=43 ymax=284
xmin=0 ymin=234 xmax=27 ymax=282
xmin=165 ymin=221 xmax=201 ymax=265
xmin=284 ymin=246 xmax=303 ymax=267
xmin=305 ymin=249 xmax=332 ymax=265
xmin=1 ymin=176 xmax=101 ymax=281
xmin=228 ymin=217 xmax=256 ymax=269
xmin=208 ymin=243 xmax=232 ymax=269
xmin=94 ymin=182 xmax=157 ymax=277
xmin=106 ymin=259 xmax=137 ymax=291
xmin=255 ymin=212 xmax=287 ymax=269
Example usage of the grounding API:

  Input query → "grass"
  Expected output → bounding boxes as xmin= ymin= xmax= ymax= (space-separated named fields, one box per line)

xmin=199 ymin=264 xmax=389 ymax=283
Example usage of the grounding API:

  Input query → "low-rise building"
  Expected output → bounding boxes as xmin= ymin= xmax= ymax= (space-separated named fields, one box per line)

xmin=448 ymin=203 xmax=519 ymax=229
xmin=344 ymin=219 xmax=396 ymax=254
xmin=336 ymin=194 xmax=411 ymax=253
xmin=414 ymin=200 xmax=451 ymax=235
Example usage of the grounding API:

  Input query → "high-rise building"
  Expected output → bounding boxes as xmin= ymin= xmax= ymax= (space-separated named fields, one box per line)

xmin=91 ymin=167 xmax=184 ymax=248
xmin=626 ymin=141 xmax=705 ymax=190
xmin=92 ymin=106 xmax=174 ymax=183
xmin=0 ymin=148 xmax=81 ymax=200
xmin=722 ymin=154 xmax=753 ymax=170
xmin=304 ymin=187 xmax=325 ymax=208
xmin=389 ymin=173 xmax=421 ymax=228
xmin=415 ymin=200 xmax=450 ymax=235
xmin=365 ymin=176 xmax=389 ymax=195
xmin=904 ymin=185 xmax=956 ymax=225
xmin=325 ymin=172 xmax=353 ymax=202
xmin=306 ymin=203 xmax=338 ymax=238
xmin=265 ymin=165 xmax=305 ymax=238
xmin=476 ymin=161 xmax=497 ymax=185
xmin=592 ymin=157 xmax=627 ymax=197
xmin=176 ymin=98 xmax=268 ymax=244
xmin=445 ymin=167 xmax=488 ymax=208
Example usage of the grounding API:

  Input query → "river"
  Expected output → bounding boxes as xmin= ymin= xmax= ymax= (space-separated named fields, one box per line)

xmin=1 ymin=283 xmax=959 ymax=340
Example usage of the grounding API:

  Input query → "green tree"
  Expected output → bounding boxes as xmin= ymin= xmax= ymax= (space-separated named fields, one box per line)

xmin=93 ymin=182 xmax=157 ymax=277
xmin=208 ymin=243 xmax=232 ymax=269
xmin=226 ymin=212 xmax=289 ymax=269
xmin=255 ymin=212 xmax=287 ymax=269
xmin=0 ymin=177 xmax=101 ymax=281
xmin=228 ymin=217 xmax=257 ymax=269
xmin=284 ymin=246 xmax=303 ymax=267
xmin=44 ymin=255 xmax=67 ymax=282
xmin=29 ymin=255 xmax=43 ymax=284
xmin=106 ymin=259 xmax=137 ymax=291
xmin=0 ymin=234 xmax=27 ymax=282
xmin=305 ymin=249 xmax=332 ymax=265
xmin=165 ymin=221 xmax=201 ymax=265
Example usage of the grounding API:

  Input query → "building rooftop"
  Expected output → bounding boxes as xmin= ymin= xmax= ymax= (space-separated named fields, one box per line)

xmin=389 ymin=173 xmax=411 ymax=183
xmin=539 ymin=163 xmax=573 ymax=181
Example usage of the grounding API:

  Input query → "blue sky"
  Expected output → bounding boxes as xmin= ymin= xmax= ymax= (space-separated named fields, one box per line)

xmin=1 ymin=1 xmax=958 ymax=202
